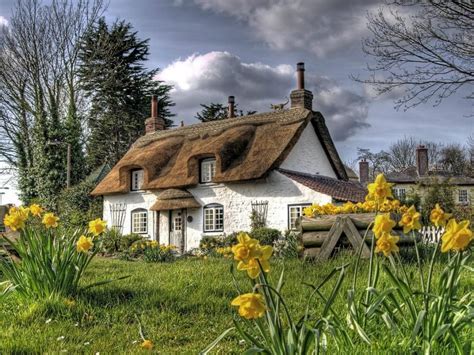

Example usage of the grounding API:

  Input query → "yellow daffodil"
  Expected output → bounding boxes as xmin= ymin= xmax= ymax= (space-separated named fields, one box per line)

xmin=29 ymin=204 xmax=43 ymax=217
xmin=231 ymin=232 xmax=260 ymax=262
xmin=76 ymin=235 xmax=93 ymax=253
xmin=362 ymin=199 xmax=376 ymax=212
xmin=430 ymin=204 xmax=452 ymax=228
xmin=367 ymin=174 xmax=394 ymax=204
xmin=236 ymin=245 xmax=272 ymax=279
xmin=375 ymin=233 xmax=400 ymax=257
xmin=399 ymin=206 xmax=422 ymax=234
xmin=372 ymin=213 xmax=396 ymax=239
xmin=398 ymin=205 xmax=409 ymax=214
xmin=3 ymin=210 xmax=26 ymax=231
xmin=140 ymin=340 xmax=153 ymax=350
xmin=88 ymin=218 xmax=107 ymax=236
xmin=231 ymin=293 xmax=266 ymax=319
xmin=441 ymin=219 xmax=473 ymax=253
xmin=42 ymin=212 xmax=59 ymax=229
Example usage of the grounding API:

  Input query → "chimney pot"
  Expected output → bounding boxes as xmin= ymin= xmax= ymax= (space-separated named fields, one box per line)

xmin=228 ymin=95 xmax=235 ymax=118
xmin=145 ymin=95 xmax=165 ymax=134
xmin=359 ymin=160 xmax=369 ymax=185
xmin=180 ymin=121 xmax=184 ymax=127
xmin=296 ymin=62 xmax=305 ymax=90
xmin=416 ymin=145 xmax=429 ymax=176
xmin=290 ymin=62 xmax=313 ymax=110
xmin=151 ymin=95 xmax=158 ymax=118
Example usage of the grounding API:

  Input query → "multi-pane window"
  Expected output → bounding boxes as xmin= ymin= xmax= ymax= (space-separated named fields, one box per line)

xmin=131 ymin=169 xmax=144 ymax=191
xmin=200 ymin=159 xmax=216 ymax=183
xmin=458 ymin=189 xmax=468 ymax=204
xmin=394 ymin=188 xmax=406 ymax=200
xmin=203 ymin=204 xmax=224 ymax=232
xmin=288 ymin=204 xmax=310 ymax=230
xmin=173 ymin=215 xmax=183 ymax=231
xmin=131 ymin=209 xmax=147 ymax=234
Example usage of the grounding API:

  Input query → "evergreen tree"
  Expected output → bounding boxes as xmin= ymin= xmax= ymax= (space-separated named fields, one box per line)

xmin=79 ymin=18 xmax=174 ymax=169
xmin=195 ymin=102 xmax=256 ymax=122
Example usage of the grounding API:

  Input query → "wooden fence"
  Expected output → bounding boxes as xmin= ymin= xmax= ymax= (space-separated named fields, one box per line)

xmin=300 ymin=213 xmax=416 ymax=261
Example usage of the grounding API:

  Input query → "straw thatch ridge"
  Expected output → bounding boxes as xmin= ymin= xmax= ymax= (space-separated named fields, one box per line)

xmin=91 ymin=108 xmax=347 ymax=196
xmin=150 ymin=189 xmax=200 ymax=211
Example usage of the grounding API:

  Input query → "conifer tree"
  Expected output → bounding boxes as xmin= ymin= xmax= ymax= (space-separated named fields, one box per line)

xmin=79 ymin=18 xmax=174 ymax=168
xmin=195 ymin=102 xmax=256 ymax=122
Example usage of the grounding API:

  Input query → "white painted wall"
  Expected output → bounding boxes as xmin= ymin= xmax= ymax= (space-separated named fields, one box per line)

xmin=103 ymin=191 xmax=159 ymax=240
xmin=103 ymin=170 xmax=332 ymax=250
xmin=279 ymin=123 xmax=336 ymax=178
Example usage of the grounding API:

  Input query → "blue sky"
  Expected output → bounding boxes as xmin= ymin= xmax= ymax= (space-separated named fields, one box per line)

xmin=0 ymin=0 xmax=472 ymax=165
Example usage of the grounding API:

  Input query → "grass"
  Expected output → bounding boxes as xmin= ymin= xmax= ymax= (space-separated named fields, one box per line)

xmin=0 ymin=253 xmax=472 ymax=353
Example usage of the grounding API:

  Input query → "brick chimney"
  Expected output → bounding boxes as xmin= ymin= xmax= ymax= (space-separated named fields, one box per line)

xmin=359 ymin=159 xmax=369 ymax=185
xmin=290 ymin=62 xmax=313 ymax=111
xmin=416 ymin=145 xmax=429 ymax=176
xmin=145 ymin=95 xmax=165 ymax=134
xmin=228 ymin=96 xmax=235 ymax=118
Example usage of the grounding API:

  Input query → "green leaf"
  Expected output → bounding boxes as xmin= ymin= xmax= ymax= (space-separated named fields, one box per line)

xmin=199 ymin=327 xmax=235 ymax=355
xmin=411 ymin=310 xmax=426 ymax=341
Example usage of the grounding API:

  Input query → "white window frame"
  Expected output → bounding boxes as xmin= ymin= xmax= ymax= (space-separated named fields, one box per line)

xmin=203 ymin=204 xmax=224 ymax=232
xmin=394 ymin=188 xmax=406 ymax=200
xmin=131 ymin=209 xmax=148 ymax=234
xmin=288 ymin=204 xmax=311 ymax=230
xmin=131 ymin=169 xmax=144 ymax=191
xmin=200 ymin=159 xmax=216 ymax=183
xmin=458 ymin=189 xmax=468 ymax=204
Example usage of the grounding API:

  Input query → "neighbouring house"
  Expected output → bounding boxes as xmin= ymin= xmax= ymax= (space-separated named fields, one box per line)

xmin=91 ymin=63 xmax=366 ymax=252
xmin=358 ymin=145 xmax=474 ymax=206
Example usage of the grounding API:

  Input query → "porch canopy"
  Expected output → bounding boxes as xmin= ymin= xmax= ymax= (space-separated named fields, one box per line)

xmin=150 ymin=188 xmax=200 ymax=211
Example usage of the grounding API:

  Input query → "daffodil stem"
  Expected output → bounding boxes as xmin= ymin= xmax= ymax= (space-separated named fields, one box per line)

xmin=412 ymin=231 xmax=425 ymax=294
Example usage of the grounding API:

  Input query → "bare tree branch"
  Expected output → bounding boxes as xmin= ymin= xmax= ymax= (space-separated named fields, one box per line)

xmin=354 ymin=1 xmax=473 ymax=110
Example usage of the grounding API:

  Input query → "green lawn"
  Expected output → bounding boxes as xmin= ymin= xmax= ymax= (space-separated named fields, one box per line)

xmin=0 ymin=255 xmax=472 ymax=353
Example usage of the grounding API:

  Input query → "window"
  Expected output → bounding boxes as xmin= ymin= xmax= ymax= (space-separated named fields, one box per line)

xmin=203 ymin=204 xmax=224 ymax=232
xmin=131 ymin=169 xmax=144 ymax=191
xmin=393 ymin=188 xmax=406 ymax=200
xmin=288 ymin=204 xmax=311 ymax=230
xmin=200 ymin=159 xmax=216 ymax=183
xmin=131 ymin=209 xmax=147 ymax=234
xmin=458 ymin=189 xmax=468 ymax=204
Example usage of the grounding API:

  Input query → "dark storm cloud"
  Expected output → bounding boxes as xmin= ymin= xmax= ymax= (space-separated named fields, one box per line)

xmin=192 ymin=0 xmax=381 ymax=57
xmin=157 ymin=51 xmax=371 ymax=141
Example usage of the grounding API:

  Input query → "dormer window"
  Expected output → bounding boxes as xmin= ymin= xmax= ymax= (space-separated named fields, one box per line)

xmin=131 ymin=169 xmax=144 ymax=191
xmin=200 ymin=158 xmax=216 ymax=183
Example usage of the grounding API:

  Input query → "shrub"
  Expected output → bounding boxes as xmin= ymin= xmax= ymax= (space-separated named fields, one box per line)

xmin=251 ymin=227 xmax=281 ymax=246
xmin=272 ymin=230 xmax=302 ymax=259
xmin=57 ymin=180 xmax=102 ymax=230
xmin=98 ymin=228 xmax=123 ymax=254
xmin=0 ymin=205 xmax=107 ymax=300
xmin=120 ymin=233 xmax=145 ymax=251
xmin=131 ymin=240 xmax=177 ymax=263
xmin=199 ymin=233 xmax=239 ymax=255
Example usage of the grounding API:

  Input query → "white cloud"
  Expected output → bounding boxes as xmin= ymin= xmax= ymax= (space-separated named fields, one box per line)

xmin=0 ymin=16 xmax=8 ymax=27
xmin=192 ymin=0 xmax=380 ymax=57
xmin=156 ymin=51 xmax=371 ymax=141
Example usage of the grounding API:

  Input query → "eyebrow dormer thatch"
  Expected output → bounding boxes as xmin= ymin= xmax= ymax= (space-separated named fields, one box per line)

xmin=91 ymin=107 xmax=347 ymax=196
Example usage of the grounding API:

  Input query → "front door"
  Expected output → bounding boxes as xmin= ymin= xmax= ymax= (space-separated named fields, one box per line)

xmin=170 ymin=209 xmax=185 ymax=253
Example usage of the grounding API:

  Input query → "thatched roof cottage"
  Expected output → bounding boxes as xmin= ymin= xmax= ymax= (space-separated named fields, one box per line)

xmin=92 ymin=63 xmax=365 ymax=252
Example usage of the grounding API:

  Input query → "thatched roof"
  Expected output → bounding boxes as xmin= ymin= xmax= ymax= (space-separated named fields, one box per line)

xmin=92 ymin=108 xmax=347 ymax=196
xmin=278 ymin=169 xmax=367 ymax=202
xmin=150 ymin=189 xmax=200 ymax=211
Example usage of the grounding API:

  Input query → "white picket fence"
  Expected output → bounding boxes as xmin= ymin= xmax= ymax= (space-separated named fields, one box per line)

xmin=420 ymin=226 xmax=444 ymax=244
